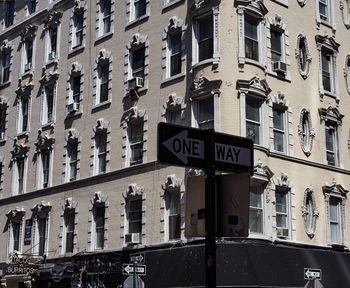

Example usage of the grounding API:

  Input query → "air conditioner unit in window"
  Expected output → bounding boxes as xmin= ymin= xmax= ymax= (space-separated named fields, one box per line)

xmin=276 ymin=228 xmax=289 ymax=238
xmin=48 ymin=51 xmax=56 ymax=60
xmin=24 ymin=63 xmax=32 ymax=72
xmin=0 ymin=132 xmax=4 ymax=140
xmin=272 ymin=61 xmax=287 ymax=74
xmin=125 ymin=233 xmax=140 ymax=245
xmin=67 ymin=102 xmax=79 ymax=113
xmin=128 ymin=77 xmax=144 ymax=90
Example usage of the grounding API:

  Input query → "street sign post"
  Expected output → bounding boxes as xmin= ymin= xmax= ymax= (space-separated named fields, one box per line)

xmin=122 ymin=263 xmax=146 ymax=276
xmin=304 ymin=268 xmax=321 ymax=280
xmin=158 ymin=123 xmax=254 ymax=288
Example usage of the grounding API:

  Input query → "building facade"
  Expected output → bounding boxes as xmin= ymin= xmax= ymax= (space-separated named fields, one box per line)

xmin=0 ymin=0 xmax=350 ymax=287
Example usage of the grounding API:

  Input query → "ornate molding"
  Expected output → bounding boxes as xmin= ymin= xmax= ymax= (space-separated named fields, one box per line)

xmin=0 ymin=96 xmax=9 ymax=106
xmin=65 ymin=129 xmax=79 ymax=143
xmin=162 ymin=174 xmax=182 ymax=191
xmin=39 ymin=68 xmax=59 ymax=84
xmin=315 ymin=34 xmax=340 ymax=52
xmin=0 ymin=39 xmax=12 ymax=52
xmin=270 ymin=91 xmax=287 ymax=107
xmin=237 ymin=76 xmax=271 ymax=100
xmin=122 ymin=107 xmax=145 ymax=123
xmin=301 ymin=187 xmax=319 ymax=238
xmin=234 ymin=0 xmax=268 ymax=16
xmin=63 ymin=197 xmax=78 ymax=211
xmin=253 ymin=159 xmax=273 ymax=182
xmin=274 ymin=172 xmax=290 ymax=187
xmin=31 ymin=201 xmax=52 ymax=217
xmin=69 ymin=62 xmax=83 ymax=76
xmin=6 ymin=207 xmax=25 ymax=221
xmin=190 ymin=75 xmax=222 ymax=99
xmin=73 ymin=0 xmax=85 ymax=13
xmin=319 ymin=106 xmax=343 ymax=125
xmin=344 ymin=55 xmax=350 ymax=94
xmin=340 ymin=0 xmax=350 ymax=29
xmin=35 ymin=131 xmax=55 ymax=151
xmin=127 ymin=33 xmax=147 ymax=50
xmin=187 ymin=169 xmax=204 ymax=176
xmin=91 ymin=191 xmax=107 ymax=206
xmin=123 ymin=184 xmax=144 ymax=198
xmin=298 ymin=108 xmax=315 ymax=157
xmin=164 ymin=16 xmax=186 ymax=32
xmin=323 ymin=179 xmax=348 ymax=197
xmin=96 ymin=49 xmax=111 ymax=63
xmin=93 ymin=118 xmax=109 ymax=133
xmin=295 ymin=33 xmax=312 ymax=79
xmin=20 ymin=25 xmax=37 ymax=42
xmin=163 ymin=93 xmax=184 ymax=112
xmin=11 ymin=141 xmax=29 ymax=160
xmin=44 ymin=10 xmax=62 ymax=29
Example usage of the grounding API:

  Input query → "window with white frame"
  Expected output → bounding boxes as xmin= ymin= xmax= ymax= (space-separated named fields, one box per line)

xmin=167 ymin=32 xmax=182 ymax=77
xmin=126 ymin=198 xmax=142 ymax=237
xmin=323 ymin=182 xmax=347 ymax=246
xmin=130 ymin=47 xmax=145 ymax=79
xmin=23 ymin=39 xmax=34 ymax=73
xmin=194 ymin=14 xmax=213 ymax=63
xmin=11 ymin=221 xmax=21 ymax=252
xmin=63 ymin=209 xmax=75 ymax=254
xmin=193 ymin=96 xmax=214 ymax=130
xmin=95 ymin=132 xmax=107 ymax=174
xmin=31 ymin=202 xmax=51 ymax=257
xmin=42 ymin=84 xmax=55 ymax=125
xmin=47 ymin=26 xmax=58 ymax=61
xmin=93 ymin=204 xmax=105 ymax=250
xmin=67 ymin=141 xmax=78 ymax=182
xmin=97 ymin=61 xmax=109 ymax=104
xmin=17 ymin=96 xmax=29 ymax=134
xmin=1 ymin=50 xmax=11 ymax=84
xmin=41 ymin=150 xmax=51 ymax=189
xmin=0 ymin=104 xmax=7 ymax=137
xmin=275 ymin=187 xmax=290 ymax=238
xmin=6 ymin=208 xmax=25 ymax=255
xmin=14 ymin=158 xmax=26 ymax=195
xmin=270 ymin=27 xmax=283 ymax=63
xmin=273 ymin=105 xmax=286 ymax=153
xmin=321 ymin=49 xmax=335 ymax=93
xmin=70 ymin=74 xmax=81 ymax=105
xmin=37 ymin=217 xmax=48 ymax=256
xmin=246 ymin=97 xmax=262 ymax=145
xmin=130 ymin=0 xmax=146 ymax=21
xmin=244 ymin=14 xmax=260 ymax=61
xmin=27 ymin=0 xmax=36 ymax=15
xmin=167 ymin=191 xmax=181 ymax=240
xmin=72 ymin=11 xmax=84 ymax=48
xmin=128 ymin=120 xmax=143 ymax=166
xmin=319 ymin=0 xmax=331 ymax=22
xmin=98 ymin=0 xmax=112 ymax=36
xmin=249 ymin=183 xmax=264 ymax=234
xmin=4 ymin=0 xmax=15 ymax=28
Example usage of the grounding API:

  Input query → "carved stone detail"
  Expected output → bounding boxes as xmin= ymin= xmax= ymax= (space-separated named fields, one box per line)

xmin=66 ymin=129 xmax=80 ymax=143
xmin=127 ymin=34 xmax=147 ymax=50
xmin=301 ymin=187 xmax=319 ymax=238
xmin=123 ymin=184 xmax=144 ymax=198
xmin=162 ymin=174 xmax=182 ymax=191
xmin=91 ymin=191 xmax=107 ymax=206
xmin=63 ymin=197 xmax=78 ymax=211
xmin=35 ymin=131 xmax=55 ymax=151
xmin=31 ymin=201 xmax=52 ymax=217
xmin=6 ymin=207 xmax=25 ymax=221
xmin=295 ymin=33 xmax=312 ymax=79
xmin=298 ymin=108 xmax=315 ymax=156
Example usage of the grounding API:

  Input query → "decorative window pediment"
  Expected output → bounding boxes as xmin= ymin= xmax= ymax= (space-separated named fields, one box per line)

xmin=269 ymin=91 xmax=288 ymax=108
xmin=343 ymin=55 xmax=350 ymax=94
xmin=319 ymin=106 xmax=343 ymax=125
xmin=69 ymin=62 xmax=83 ymax=76
xmin=6 ymin=207 xmax=25 ymax=221
xmin=234 ymin=0 xmax=268 ymax=16
xmin=73 ymin=0 xmax=85 ymax=13
xmin=163 ymin=93 xmax=184 ymax=112
xmin=63 ymin=197 xmax=78 ymax=211
xmin=123 ymin=183 xmax=144 ymax=198
xmin=323 ymin=179 xmax=348 ymax=197
xmin=162 ymin=174 xmax=182 ymax=191
xmin=127 ymin=33 xmax=147 ymax=50
xmin=93 ymin=118 xmax=109 ymax=133
xmin=66 ymin=129 xmax=80 ymax=143
xmin=298 ymin=108 xmax=315 ymax=156
xmin=0 ymin=40 xmax=12 ymax=53
xmin=0 ymin=96 xmax=9 ymax=106
xmin=122 ymin=107 xmax=145 ymax=123
xmin=315 ymin=34 xmax=340 ymax=52
xmin=31 ymin=201 xmax=51 ymax=217
xmin=301 ymin=187 xmax=319 ymax=238
xmin=295 ymin=33 xmax=312 ymax=79
xmin=268 ymin=14 xmax=285 ymax=30
xmin=253 ymin=159 xmax=273 ymax=182
xmin=20 ymin=25 xmax=37 ymax=42
xmin=91 ymin=191 xmax=107 ymax=206
xmin=16 ymin=80 xmax=34 ymax=97
xmin=11 ymin=141 xmax=29 ymax=160
xmin=190 ymin=76 xmax=222 ymax=99
xmin=237 ymin=76 xmax=271 ymax=100
xmin=39 ymin=68 xmax=59 ymax=85
xmin=165 ymin=16 xmax=185 ymax=33
xmin=44 ymin=10 xmax=62 ymax=29
xmin=96 ymin=49 xmax=111 ymax=64
xmin=35 ymin=131 xmax=55 ymax=151
xmin=273 ymin=172 xmax=290 ymax=188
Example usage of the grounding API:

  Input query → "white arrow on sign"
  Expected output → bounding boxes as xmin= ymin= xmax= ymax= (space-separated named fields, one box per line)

xmin=124 ymin=265 xmax=146 ymax=275
xmin=162 ymin=130 xmax=205 ymax=164
xmin=304 ymin=269 xmax=321 ymax=279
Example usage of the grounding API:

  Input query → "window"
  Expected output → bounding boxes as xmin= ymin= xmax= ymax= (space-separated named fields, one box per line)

xmin=194 ymin=97 xmax=214 ymax=130
xmin=1 ymin=51 xmax=11 ymax=84
xmin=270 ymin=28 xmax=283 ymax=63
xmin=67 ymin=141 xmax=78 ymax=181
xmin=64 ymin=210 xmax=75 ymax=253
xmin=71 ymin=75 xmax=81 ymax=105
xmin=23 ymin=39 xmax=33 ymax=72
xmin=195 ymin=15 xmax=213 ymax=63
xmin=93 ymin=205 xmax=105 ymax=249
xmin=128 ymin=199 xmax=142 ymax=235
xmin=99 ymin=0 xmax=111 ymax=36
xmin=5 ymin=0 xmax=15 ymax=28
xmin=249 ymin=183 xmax=264 ymax=234
xmin=11 ymin=221 xmax=21 ymax=252
xmin=17 ymin=97 xmax=29 ymax=134
xmin=97 ymin=62 xmax=109 ymax=104
xmin=131 ymin=0 xmax=146 ymax=21
xmin=319 ymin=0 xmax=330 ymax=21
xmin=329 ymin=197 xmax=341 ymax=243
xmin=275 ymin=189 xmax=289 ymax=237
xmin=41 ymin=150 xmax=51 ymax=188
xmin=37 ymin=217 xmax=48 ymax=256
xmin=0 ymin=105 xmax=6 ymax=137
xmin=128 ymin=121 xmax=143 ymax=166
xmin=321 ymin=49 xmax=334 ymax=93
xmin=27 ymin=0 xmax=36 ymax=15
xmin=95 ymin=132 xmax=107 ymax=174
xmin=246 ymin=97 xmax=261 ymax=145
xmin=47 ymin=27 xmax=58 ymax=61
xmin=168 ymin=32 xmax=182 ymax=77
xmin=42 ymin=85 xmax=55 ymax=125
xmin=73 ymin=12 xmax=84 ymax=47
xmin=273 ymin=106 xmax=286 ymax=153
xmin=6 ymin=209 xmax=25 ymax=255
xmin=168 ymin=192 xmax=181 ymax=240
xmin=31 ymin=203 xmax=51 ymax=256
xmin=244 ymin=14 xmax=260 ymax=61
xmin=325 ymin=123 xmax=338 ymax=166
xmin=15 ymin=159 xmax=25 ymax=195
xmin=131 ymin=47 xmax=145 ymax=79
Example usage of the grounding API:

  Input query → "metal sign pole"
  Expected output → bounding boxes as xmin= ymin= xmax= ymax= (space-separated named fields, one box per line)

xmin=205 ymin=129 xmax=216 ymax=288
xmin=133 ymin=261 xmax=137 ymax=288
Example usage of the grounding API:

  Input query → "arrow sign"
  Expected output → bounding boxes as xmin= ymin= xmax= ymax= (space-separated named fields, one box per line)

xmin=162 ymin=130 xmax=205 ymax=164
xmin=130 ymin=253 xmax=145 ymax=263
xmin=123 ymin=264 xmax=146 ymax=276
xmin=304 ymin=268 xmax=321 ymax=280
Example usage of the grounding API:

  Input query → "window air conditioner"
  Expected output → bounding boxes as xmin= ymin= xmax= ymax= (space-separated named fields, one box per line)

xmin=67 ymin=102 xmax=79 ymax=113
xmin=48 ymin=51 xmax=56 ymax=60
xmin=125 ymin=233 xmax=140 ymax=244
xmin=276 ymin=228 xmax=289 ymax=238
xmin=24 ymin=63 xmax=32 ymax=72
xmin=272 ymin=61 xmax=287 ymax=74
xmin=0 ymin=132 xmax=4 ymax=140
xmin=128 ymin=77 xmax=144 ymax=90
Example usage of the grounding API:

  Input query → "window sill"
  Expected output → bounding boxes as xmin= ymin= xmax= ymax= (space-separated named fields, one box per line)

xmin=266 ymin=69 xmax=291 ymax=82
xmin=161 ymin=73 xmax=185 ymax=85
xmin=68 ymin=45 xmax=85 ymax=57
xmin=0 ymin=81 xmax=11 ymax=90
xmin=44 ymin=58 xmax=59 ymax=68
xmin=320 ymin=20 xmax=335 ymax=30
xmin=126 ymin=15 xmax=149 ymax=29
xmin=244 ymin=58 xmax=265 ymax=71
xmin=92 ymin=100 xmax=111 ymax=112
xmin=95 ymin=32 xmax=113 ymax=44
xmin=15 ymin=131 xmax=30 ymax=139
xmin=191 ymin=58 xmax=219 ymax=71
xmin=21 ymin=70 xmax=34 ymax=79
xmin=270 ymin=0 xmax=288 ymax=7
xmin=40 ymin=122 xmax=55 ymax=131
xmin=323 ymin=91 xmax=338 ymax=100
xmin=0 ymin=138 xmax=6 ymax=144
xmin=162 ymin=0 xmax=185 ymax=11
xmin=65 ymin=111 xmax=82 ymax=120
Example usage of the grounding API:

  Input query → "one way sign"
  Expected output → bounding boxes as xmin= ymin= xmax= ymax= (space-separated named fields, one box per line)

xmin=158 ymin=123 xmax=253 ymax=174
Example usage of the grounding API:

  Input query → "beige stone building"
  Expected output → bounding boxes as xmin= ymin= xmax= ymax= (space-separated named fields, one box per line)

xmin=0 ymin=0 xmax=350 ymax=286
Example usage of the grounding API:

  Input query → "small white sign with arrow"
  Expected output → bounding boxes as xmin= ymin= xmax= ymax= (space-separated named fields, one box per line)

xmin=123 ymin=263 xmax=146 ymax=276
xmin=304 ymin=268 xmax=321 ymax=280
